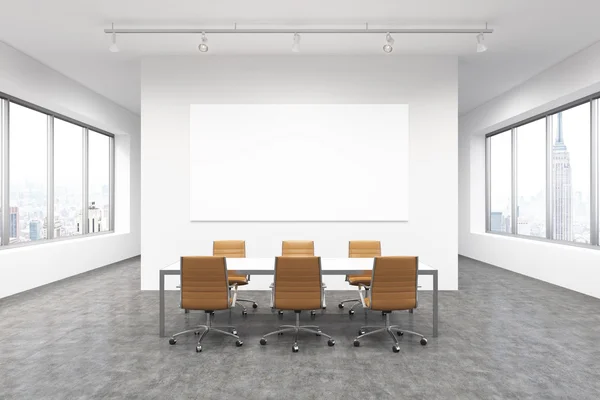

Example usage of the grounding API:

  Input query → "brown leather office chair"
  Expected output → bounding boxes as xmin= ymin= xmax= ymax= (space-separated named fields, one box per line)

xmin=260 ymin=256 xmax=336 ymax=352
xmin=281 ymin=240 xmax=314 ymax=257
xmin=353 ymin=256 xmax=427 ymax=353
xmin=168 ymin=256 xmax=243 ymax=352
xmin=277 ymin=240 xmax=325 ymax=314
xmin=213 ymin=240 xmax=258 ymax=315
xmin=338 ymin=240 xmax=381 ymax=315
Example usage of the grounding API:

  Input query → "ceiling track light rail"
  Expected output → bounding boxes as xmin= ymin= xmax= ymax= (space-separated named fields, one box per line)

xmin=105 ymin=23 xmax=492 ymax=53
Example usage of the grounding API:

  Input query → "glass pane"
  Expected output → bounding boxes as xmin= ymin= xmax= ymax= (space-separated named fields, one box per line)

xmin=489 ymin=131 xmax=512 ymax=233
xmin=54 ymin=119 xmax=83 ymax=237
xmin=9 ymin=103 xmax=48 ymax=243
xmin=552 ymin=103 xmax=591 ymax=243
xmin=516 ymin=119 xmax=546 ymax=237
xmin=88 ymin=131 xmax=110 ymax=233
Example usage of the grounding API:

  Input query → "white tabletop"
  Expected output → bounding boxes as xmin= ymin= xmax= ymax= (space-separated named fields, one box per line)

xmin=162 ymin=257 xmax=435 ymax=272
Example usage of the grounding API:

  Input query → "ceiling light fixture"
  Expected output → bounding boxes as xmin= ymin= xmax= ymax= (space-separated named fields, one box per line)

xmin=108 ymin=23 xmax=119 ymax=53
xmin=476 ymin=33 xmax=487 ymax=53
xmin=383 ymin=32 xmax=394 ymax=53
xmin=292 ymin=33 xmax=301 ymax=53
xmin=198 ymin=32 xmax=209 ymax=52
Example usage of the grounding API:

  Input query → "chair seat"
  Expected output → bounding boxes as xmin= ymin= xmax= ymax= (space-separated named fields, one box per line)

xmin=347 ymin=274 xmax=372 ymax=286
xmin=228 ymin=273 xmax=249 ymax=286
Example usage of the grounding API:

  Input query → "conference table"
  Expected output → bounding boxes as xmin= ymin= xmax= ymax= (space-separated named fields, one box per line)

xmin=159 ymin=258 xmax=438 ymax=338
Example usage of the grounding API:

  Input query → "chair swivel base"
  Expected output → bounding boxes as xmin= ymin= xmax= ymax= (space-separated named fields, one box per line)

xmin=235 ymin=298 xmax=258 ymax=315
xmin=169 ymin=311 xmax=243 ymax=352
xmin=260 ymin=311 xmax=335 ymax=352
xmin=338 ymin=298 xmax=363 ymax=315
xmin=353 ymin=313 xmax=427 ymax=353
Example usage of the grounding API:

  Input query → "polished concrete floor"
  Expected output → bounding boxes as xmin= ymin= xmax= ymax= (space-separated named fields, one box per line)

xmin=1 ymin=256 xmax=600 ymax=399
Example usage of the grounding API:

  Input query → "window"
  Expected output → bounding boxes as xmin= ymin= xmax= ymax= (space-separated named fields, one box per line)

xmin=486 ymin=97 xmax=599 ymax=248
xmin=0 ymin=93 xmax=115 ymax=248
xmin=489 ymin=131 xmax=512 ymax=233
xmin=88 ymin=131 xmax=111 ymax=233
xmin=551 ymin=104 xmax=591 ymax=243
xmin=9 ymin=103 xmax=48 ymax=244
xmin=516 ymin=119 xmax=546 ymax=237
xmin=54 ymin=119 xmax=83 ymax=237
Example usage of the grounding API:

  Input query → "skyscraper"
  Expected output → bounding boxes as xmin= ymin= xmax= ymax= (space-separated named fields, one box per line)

xmin=552 ymin=112 xmax=572 ymax=241
xmin=9 ymin=206 xmax=19 ymax=238
xmin=30 ymin=220 xmax=40 ymax=241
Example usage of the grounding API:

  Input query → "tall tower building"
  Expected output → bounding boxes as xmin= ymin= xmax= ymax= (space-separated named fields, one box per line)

xmin=30 ymin=220 xmax=40 ymax=241
xmin=552 ymin=112 xmax=572 ymax=241
xmin=9 ymin=206 xmax=19 ymax=238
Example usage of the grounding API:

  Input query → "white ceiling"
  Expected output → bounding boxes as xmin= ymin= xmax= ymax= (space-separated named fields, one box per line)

xmin=1 ymin=0 xmax=600 ymax=116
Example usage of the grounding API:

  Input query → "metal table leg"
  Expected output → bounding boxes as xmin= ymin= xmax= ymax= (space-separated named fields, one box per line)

xmin=160 ymin=270 xmax=166 ymax=337
xmin=433 ymin=270 xmax=438 ymax=337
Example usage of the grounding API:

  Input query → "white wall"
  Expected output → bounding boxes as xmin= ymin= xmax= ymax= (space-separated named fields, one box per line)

xmin=460 ymin=41 xmax=600 ymax=299
xmin=141 ymin=56 xmax=458 ymax=291
xmin=0 ymin=42 xmax=141 ymax=298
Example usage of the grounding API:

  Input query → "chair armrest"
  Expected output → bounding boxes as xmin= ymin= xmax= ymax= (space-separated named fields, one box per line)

xmin=322 ymin=283 xmax=327 ymax=288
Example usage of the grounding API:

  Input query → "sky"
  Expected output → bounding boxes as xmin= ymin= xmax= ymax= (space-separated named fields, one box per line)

xmin=8 ymin=103 xmax=110 ymax=195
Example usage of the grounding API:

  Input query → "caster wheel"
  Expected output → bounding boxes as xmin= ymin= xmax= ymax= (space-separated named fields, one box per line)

xmin=392 ymin=345 xmax=400 ymax=353
xmin=292 ymin=345 xmax=299 ymax=353
xmin=278 ymin=310 xmax=284 ymax=316
xmin=278 ymin=332 xmax=284 ymax=335
xmin=169 ymin=338 xmax=177 ymax=345
xmin=242 ymin=310 xmax=248 ymax=316
xmin=252 ymin=303 xmax=258 ymax=309
xmin=235 ymin=340 xmax=243 ymax=347
xmin=397 ymin=331 xmax=404 ymax=336
xmin=260 ymin=338 xmax=267 ymax=345
xmin=316 ymin=330 xmax=322 ymax=337
xmin=327 ymin=339 xmax=335 ymax=347
xmin=210 ymin=312 xmax=215 ymax=316
xmin=382 ymin=311 xmax=387 ymax=316
xmin=353 ymin=340 xmax=360 ymax=347
xmin=358 ymin=329 xmax=365 ymax=335
xmin=349 ymin=310 xmax=355 ymax=316
xmin=194 ymin=331 xmax=200 ymax=335
xmin=196 ymin=345 xmax=202 ymax=352
xmin=231 ymin=329 xmax=237 ymax=335
xmin=338 ymin=303 xmax=344 ymax=309
xmin=420 ymin=338 xmax=428 ymax=346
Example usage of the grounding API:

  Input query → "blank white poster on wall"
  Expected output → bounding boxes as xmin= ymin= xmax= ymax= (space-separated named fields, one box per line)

xmin=190 ymin=104 xmax=409 ymax=221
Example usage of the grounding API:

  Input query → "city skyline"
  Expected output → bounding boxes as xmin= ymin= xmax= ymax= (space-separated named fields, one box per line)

xmin=490 ymin=104 xmax=592 ymax=244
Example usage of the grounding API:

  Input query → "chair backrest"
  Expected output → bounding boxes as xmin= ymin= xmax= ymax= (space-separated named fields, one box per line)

xmin=282 ymin=240 xmax=314 ymax=257
xmin=349 ymin=240 xmax=381 ymax=258
xmin=213 ymin=240 xmax=246 ymax=258
xmin=369 ymin=256 xmax=418 ymax=311
xmin=273 ymin=256 xmax=322 ymax=310
xmin=180 ymin=256 xmax=230 ymax=311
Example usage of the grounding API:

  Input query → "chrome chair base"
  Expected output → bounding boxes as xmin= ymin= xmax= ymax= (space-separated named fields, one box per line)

xmin=338 ymin=298 xmax=362 ymax=314
xmin=234 ymin=298 xmax=258 ymax=315
xmin=260 ymin=312 xmax=335 ymax=352
xmin=169 ymin=312 xmax=243 ymax=352
xmin=353 ymin=313 xmax=427 ymax=353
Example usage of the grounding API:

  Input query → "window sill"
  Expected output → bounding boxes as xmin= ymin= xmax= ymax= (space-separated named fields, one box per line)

xmin=480 ymin=231 xmax=599 ymax=251
xmin=0 ymin=231 xmax=120 ymax=252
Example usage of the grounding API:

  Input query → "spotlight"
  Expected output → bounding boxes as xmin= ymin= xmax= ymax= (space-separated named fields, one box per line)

xmin=383 ymin=32 xmax=394 ymax=53
xmin=476 ymin=33 xmax=487 ymax=53
xmin=292 ymin=33 xmax=301 ymax=53
xmin=198 ymin=32 xmax=209 ymax=52
xmin=109 ymin=23 xmax=119 ymax=53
